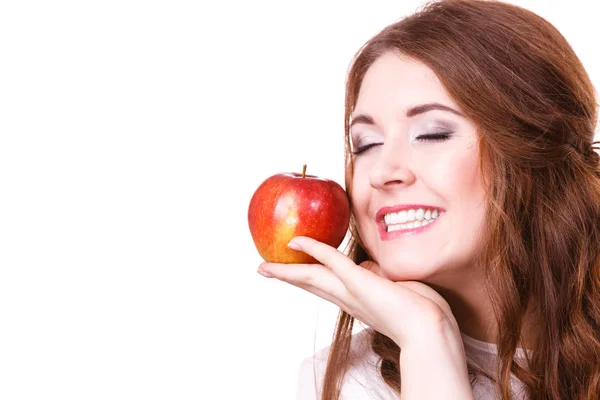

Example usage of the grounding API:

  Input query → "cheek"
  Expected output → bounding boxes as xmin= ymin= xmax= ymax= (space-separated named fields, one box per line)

xmin=454 ymin=151 xmax=484 ymax=201
xmin=350 ymin=166 xmax=375 ymax=239
xmin=350 ymin=163 xmax=371 ymax=211
xmin=425 ymin=145 xmax=483 ymax=200
xmin=438 ymin=149 xmax=487 ymax=243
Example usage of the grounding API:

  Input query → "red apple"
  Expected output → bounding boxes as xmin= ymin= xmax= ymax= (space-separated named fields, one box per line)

xmin=248 ymin=165 xmax=350 ymax=264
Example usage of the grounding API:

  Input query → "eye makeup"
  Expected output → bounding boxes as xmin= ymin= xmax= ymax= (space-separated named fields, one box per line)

xmin=349 ymin=116 xmax=459 ymax=155
xmin=409 ymin=118 xmax=457 ymax=143
xmin=350 ymin=130 xmax=383 ymax=155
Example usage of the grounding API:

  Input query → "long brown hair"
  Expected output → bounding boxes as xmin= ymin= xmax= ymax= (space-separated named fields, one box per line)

xmin=321 ymin=0 xmax=600 ymax=398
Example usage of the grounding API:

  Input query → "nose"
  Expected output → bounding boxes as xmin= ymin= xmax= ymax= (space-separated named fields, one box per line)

xmin=369 ymin=141 xmax=416 ymax=190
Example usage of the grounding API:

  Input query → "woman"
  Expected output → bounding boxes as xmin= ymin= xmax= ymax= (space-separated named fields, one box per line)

xmin=257 ymin=0 xmax=600 ymax=398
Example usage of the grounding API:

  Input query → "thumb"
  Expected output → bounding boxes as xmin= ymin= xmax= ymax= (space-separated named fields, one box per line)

xmin=360 ymin=260 xmax=386 ymax=278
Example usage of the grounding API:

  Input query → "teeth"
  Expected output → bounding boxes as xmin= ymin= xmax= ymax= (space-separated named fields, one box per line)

xmin=384 ymin=208 xmax=441 ymax=232
xmin=416 ymin=208 xmax=424 ymax=221
xmin=398 ymin=210 xmax=407 ymax=223
xmin=424 ymin=209 xmax=431 ymax=220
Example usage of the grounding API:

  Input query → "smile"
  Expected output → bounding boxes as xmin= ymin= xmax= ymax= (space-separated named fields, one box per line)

xmin=384 ymin=207 xmax=441 ymax=232
xmin=375 ymin=204 xmax=445 ymax=240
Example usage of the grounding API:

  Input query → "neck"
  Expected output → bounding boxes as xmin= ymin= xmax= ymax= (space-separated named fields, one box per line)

xmin=426 ymin=266 xmax=538 ymax=349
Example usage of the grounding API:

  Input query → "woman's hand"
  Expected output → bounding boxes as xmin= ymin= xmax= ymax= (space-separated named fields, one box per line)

xmin=257 ymin=236 xmax=459 ymax=349
xmin=258 ymin=236 xmax=474 ymax=399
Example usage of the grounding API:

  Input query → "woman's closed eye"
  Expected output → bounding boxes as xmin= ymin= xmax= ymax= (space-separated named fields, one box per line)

xmin=352 ymin=142 xmax=382 ymax=155
xmin=414 ymin=131 xmax=453 ymax=142
xmin=352 ymin=131 xmax=453 ymax=155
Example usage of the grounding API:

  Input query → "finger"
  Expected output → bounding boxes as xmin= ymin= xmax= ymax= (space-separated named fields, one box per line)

xmin=360 ymin=260 xmax=386 ymax=278
xmin=288 ymin=236 xmax=367 ymax=285
xmin=395 ymin=280 xmax=454 ymax=318
xmin=288 ymin=237 xmax=390 ymax=300
xmin=259 ymin=262 xmax=349 ymax=301
xmin=357 ymin=261 xmax=450 ymax=314
xmin=259 ymin=263 xmax=357 ymax=319
xmin=296 ymin=283 xmax=352 ymax=312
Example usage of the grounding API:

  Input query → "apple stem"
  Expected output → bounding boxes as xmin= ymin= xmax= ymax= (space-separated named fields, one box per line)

xmin=302 ymin=164 xmax=307 ymax=178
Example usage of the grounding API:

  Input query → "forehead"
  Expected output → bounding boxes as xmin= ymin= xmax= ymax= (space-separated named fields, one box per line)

xmin=354 ymin=52 xmax=457 ymax=115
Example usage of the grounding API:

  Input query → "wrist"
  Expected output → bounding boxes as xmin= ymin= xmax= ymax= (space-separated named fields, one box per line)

xmin=393 ymin=307 xmax=459 ymax=349
xmin=398 ymin=323 xmax=472 ymax=399
xmin=400 ymin=319 xmax=466 ymax=370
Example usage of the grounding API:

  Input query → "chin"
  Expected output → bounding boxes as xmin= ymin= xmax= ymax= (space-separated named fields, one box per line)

xmin=377 ymin=254 xmax=441 ymax=282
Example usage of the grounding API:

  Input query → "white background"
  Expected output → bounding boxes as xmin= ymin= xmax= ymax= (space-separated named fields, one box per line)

xmin=0 ymin=1 xmax=598 ymax=399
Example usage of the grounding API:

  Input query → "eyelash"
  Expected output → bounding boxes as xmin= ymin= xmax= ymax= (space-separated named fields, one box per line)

xmin=351 ymin=132 xmax=452 ymax=155
xmin=417 ymin=132 xmax=452 ymax=142
xmin=351 ymin=143 xmax=379 ymax=155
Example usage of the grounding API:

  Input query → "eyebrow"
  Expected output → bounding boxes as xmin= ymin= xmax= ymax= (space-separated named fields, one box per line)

xmin=350 ymin=102 xmax=463 ymax=128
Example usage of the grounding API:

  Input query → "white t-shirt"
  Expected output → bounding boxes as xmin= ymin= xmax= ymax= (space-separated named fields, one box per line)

xmin=296 ymin=328 xmax=529 ymax=399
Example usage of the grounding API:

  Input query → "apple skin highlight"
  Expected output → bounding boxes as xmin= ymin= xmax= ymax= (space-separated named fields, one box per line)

xmin=248 ymin=168 xmax=350 ymax=264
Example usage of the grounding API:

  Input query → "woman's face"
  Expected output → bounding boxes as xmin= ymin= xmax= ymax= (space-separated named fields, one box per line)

xmin=350 ymin=52 xmax=487 ymax=283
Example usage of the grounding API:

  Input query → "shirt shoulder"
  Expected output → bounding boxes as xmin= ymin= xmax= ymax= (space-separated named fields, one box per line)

xmin=296 ymin=328 xmax=399 ymax=400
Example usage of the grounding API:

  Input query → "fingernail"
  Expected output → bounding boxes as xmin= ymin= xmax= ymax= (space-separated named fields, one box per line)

xmin=257 ymin=267 xmax=275 ymax=278
xmin=288 ymin=240 xmax=301 ymax=251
